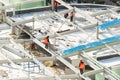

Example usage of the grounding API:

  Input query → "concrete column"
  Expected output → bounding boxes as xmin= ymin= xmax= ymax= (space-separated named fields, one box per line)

xmin=11 ymin=24 xmax=15 ymax=34
xmin=1 ymin=3 xmax=6 ymax=23
xmin=73 ymin=7 xmax=75 ymax=23
xmin=32 ymin=17 xmax=34 ymax=33
xmin=13 ymin=8 xmax=16 ymax=16
xmin=96 ymin=22 xmax=99 ymax=39
xmin=51 ymin=0 xmax=54 ymax=11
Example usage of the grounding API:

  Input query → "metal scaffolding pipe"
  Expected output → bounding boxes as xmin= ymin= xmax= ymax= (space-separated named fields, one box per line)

xmin=10 ymin=76 xmax=55 ymax=80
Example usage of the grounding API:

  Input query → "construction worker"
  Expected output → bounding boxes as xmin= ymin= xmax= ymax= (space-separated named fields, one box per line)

xmin=30 ymin=42 xmax=35 ymax=50
xmin=43 ymin=36 xmax=49 ymax=49
xmin=64 ymin=13 xmax=68 ymax=18
xmin=54 ymin=1 xmax=59 ymax=12
xmin=79 ymin=60 xmax=85 ymax=74
xmin=70 ymin=12 xmax=74 ymax=22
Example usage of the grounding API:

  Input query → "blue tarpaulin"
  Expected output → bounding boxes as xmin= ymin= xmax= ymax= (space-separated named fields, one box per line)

xmin=62 ymin=35 xmax=120 ymax=55
xmin=99 ymin=19 xmax=120 ymax=30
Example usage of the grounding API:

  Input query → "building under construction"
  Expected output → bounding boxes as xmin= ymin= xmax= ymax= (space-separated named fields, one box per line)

xmin=0 ymin=0 xmax=120 ymax=80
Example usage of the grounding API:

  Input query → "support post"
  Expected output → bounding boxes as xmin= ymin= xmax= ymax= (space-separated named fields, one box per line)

xmin=96 ymin=22 xmax=99 ymax=39
xmin=32 ymin=17 xmax=34 ymax=33
xmin=1 ymin=3 xmax=6 ymax=23
xmin=73 ymin=7 xmax=75 ymax=24
xmin=51 ymin=0 xmax=54 ymax=11
xmin=11 ymin=24 xmax=15 ymax=35
xmin=13 ymin=8 xmax=15 ymax=16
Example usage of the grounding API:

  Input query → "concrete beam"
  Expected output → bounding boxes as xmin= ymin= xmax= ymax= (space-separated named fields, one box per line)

xmin=6 ymin=74 xmax=81 ymax=80
xmin=0 ymin=57 xmax=55 ymax=64
xmin=83 ymin=64 xmax=120 ymax=76
xmin=83 ymin=69 xmax=104 ymax=76
xmin=91 ymin=7 xmax=120 ymax=17
xmin=13 ymin=9 xmax=72 ymax=25
xmin=60 ymin=74 xmax=79 ymax=79
xmin=0 ymin=39 xmax=31 ymax=44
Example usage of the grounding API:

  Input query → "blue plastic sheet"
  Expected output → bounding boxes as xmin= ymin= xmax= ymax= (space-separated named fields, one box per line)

xmin=62 ymin=35 xmax=120 ymax=55
xmin=99 ymin=19 xmax=120 ymax=30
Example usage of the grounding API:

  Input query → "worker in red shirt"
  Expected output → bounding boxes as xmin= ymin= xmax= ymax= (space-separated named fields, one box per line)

xmin=43 ymin=36 xmax=49 ymax=49
xmin=70 ymin=12 xmax=74 ymax=22
xmin=79 ymin=60 xmax=85 ymax=74
xmin=54 ymin=1 xmax=59 ymax=12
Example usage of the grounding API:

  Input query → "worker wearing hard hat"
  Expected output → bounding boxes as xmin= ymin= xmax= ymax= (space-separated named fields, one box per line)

xmin=79 ymin=60 xmax=85 ymax=74
xmin=54 ymin=1 xmax=59 ymax=12
xmin=43 ymin=36 xmax=50 ymax=49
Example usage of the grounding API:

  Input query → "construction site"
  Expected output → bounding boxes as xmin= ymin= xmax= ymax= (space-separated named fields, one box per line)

xmin=0 ymin=0 xmax=120 ymax=80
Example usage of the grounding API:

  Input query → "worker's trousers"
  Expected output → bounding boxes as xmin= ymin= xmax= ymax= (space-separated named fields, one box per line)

xmin=80 ymin=69 xmax=83 ymax=74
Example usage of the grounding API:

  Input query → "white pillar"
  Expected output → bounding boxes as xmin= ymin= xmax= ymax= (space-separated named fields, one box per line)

xmin=1 ymin=3 xmax=6 ymax=22
xmin=96 ymin=22 xmax=99 ymax=39
xmin=13 ymin=7 xmax=16 ymax=16
xmin=51 ymin=0 xmax=54 ymax=11
xmin=11 ymin=24 xmax=15 ymax=34
xmin=32 ymin=17 xmax=34 ymax=33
